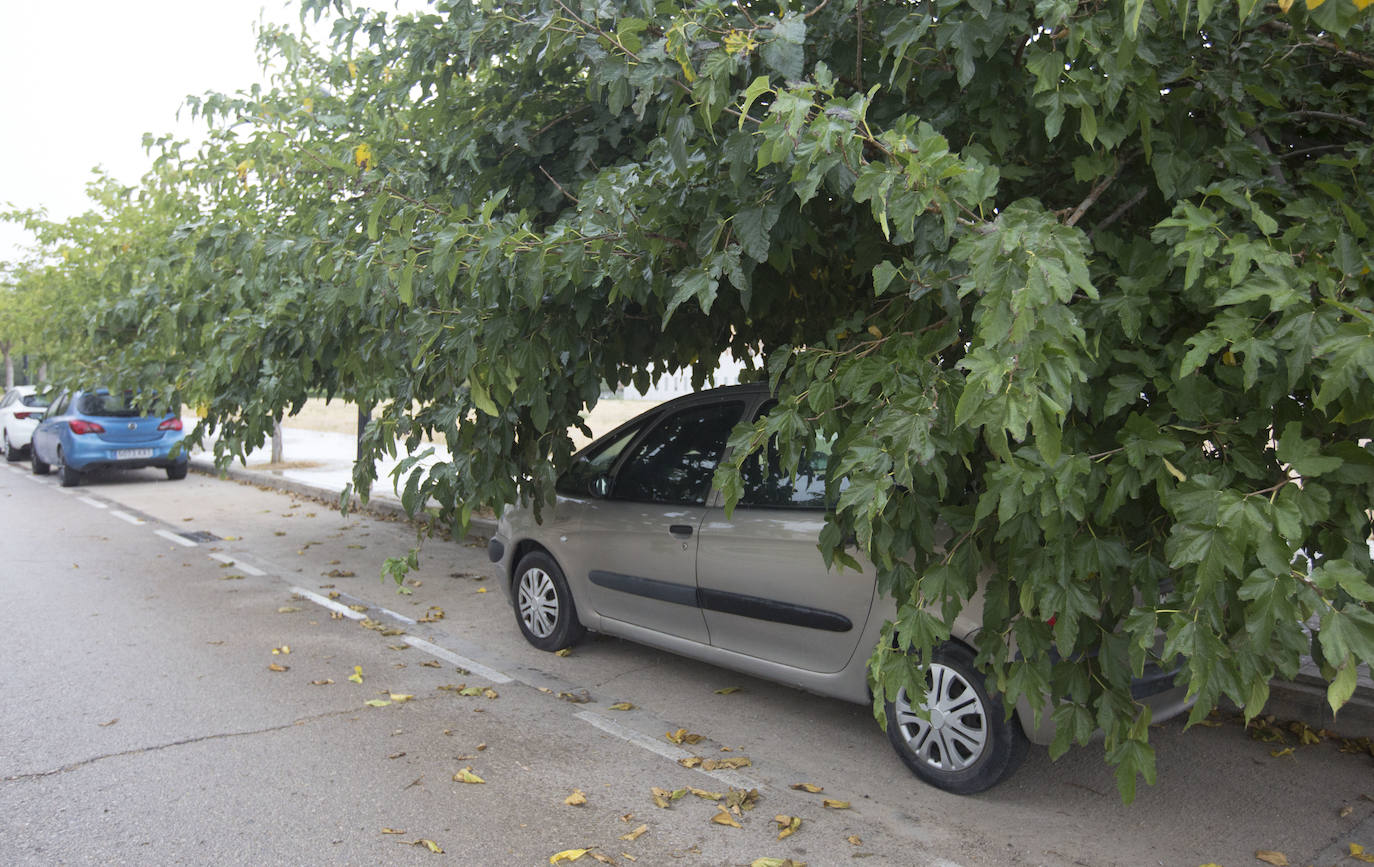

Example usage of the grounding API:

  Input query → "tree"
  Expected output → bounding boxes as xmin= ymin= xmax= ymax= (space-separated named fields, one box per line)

xmin=36 ymin=0 xmax=1374 ymax=799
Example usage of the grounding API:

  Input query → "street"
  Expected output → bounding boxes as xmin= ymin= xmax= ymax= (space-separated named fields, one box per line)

xmin=2 ymin=463 xmax=1372 ymax=866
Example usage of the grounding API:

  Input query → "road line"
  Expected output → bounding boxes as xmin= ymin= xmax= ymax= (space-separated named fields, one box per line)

xmin=79 ymin=496 xmax=107 ymax=509
xmin=402 ymin=636 xmax=513 ymax=685
xmin=154 ymin=529 xmax=198 ymax=548
xmin=573 ymin=709 xmax=763 ymax=789
xmin=208 ymin=553 xmax=266 ymax=576
xmin=109 ymin=510 xmax=145 ymax=526
xmin=290 ymin=586 xmax=367 ymax=620
xmin=22 ymin=475 xmax=45 ymax=484
xmin=378 ymin=607 xmax=417 ymax=625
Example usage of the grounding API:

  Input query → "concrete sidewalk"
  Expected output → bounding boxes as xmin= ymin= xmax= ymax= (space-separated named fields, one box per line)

xmin=186 ymin=422 xmax=1374 ymax=739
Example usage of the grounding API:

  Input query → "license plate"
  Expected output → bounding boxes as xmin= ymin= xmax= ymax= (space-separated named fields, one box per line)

xmin=116 ymin=448 xmax=155 ymax=460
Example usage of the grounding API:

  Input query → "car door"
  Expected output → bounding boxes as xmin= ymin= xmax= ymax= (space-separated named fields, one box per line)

xmin=697 ymin=421 xmax=877 ymax=673
xmin=31 ymin=390 xmax=70 ymax=464
xmin=570 ymin=397 xmax=747 ymax=644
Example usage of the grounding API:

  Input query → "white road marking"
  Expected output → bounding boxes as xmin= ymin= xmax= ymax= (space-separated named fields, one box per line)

xmin=154 ymin=529 xmax=199 ymax=547
xmin=573 ymin=709 xmax=762 ymax=789
xmin=290 ymin=586 xmax=366 ymax=620
xmin=403 ymin=636 xmax=513 ymax=685
xmin=110 ymin=510 xmax=145 ymax=526
xmin=79 ymin=496 xmax=107 ymax=509
xmin=22 ymin=475 xmax=45 ymax=484
xmin=378 ymin=607 xmax=417 ymax=625
xmin=208 ymin=553 xmax=265 ymax=576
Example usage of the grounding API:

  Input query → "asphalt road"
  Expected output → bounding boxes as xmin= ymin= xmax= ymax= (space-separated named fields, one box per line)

xmin=2 ymin=463 xmax=1372 ymax=867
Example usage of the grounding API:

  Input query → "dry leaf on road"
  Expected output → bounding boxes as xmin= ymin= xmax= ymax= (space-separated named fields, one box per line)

xmin=666 ymin=728 xmax=703 ymax=745
xmin=565 ymin=789 xmax=588 ymax=806
xmin=619 ymin=824 xmax=648 ymax=842
xmin=1255 ymin=851 xmax=1290 ymax=866
xmin=268 ymin=663 xmax=289 ymax=672
xmin=773 ymin=815 xmax=802 ymax=840
xmin=790 ymin=783 xmax=822 ymax=793
xmin=711 ymin=809 xmax=743 ymax=828
xmin=822 ymin=799 xmax=850 ymax=810
xmin=549 ymin=848 xmax=592 ymax=863
xmin=609 ymin=702 xmax=635 ymax=711
xmin=454 ymin=767 xmax=485 ymax=784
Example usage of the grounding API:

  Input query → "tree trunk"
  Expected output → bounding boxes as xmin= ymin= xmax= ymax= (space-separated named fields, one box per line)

xmin=2 ymin=345 xmax=12 ymax=391
xmin=271 ymin=420 xmax=284 ymax=464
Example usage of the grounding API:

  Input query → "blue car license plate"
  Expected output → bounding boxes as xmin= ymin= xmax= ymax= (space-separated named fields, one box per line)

xmin=116 ymin=448 xmax=155 ymax=460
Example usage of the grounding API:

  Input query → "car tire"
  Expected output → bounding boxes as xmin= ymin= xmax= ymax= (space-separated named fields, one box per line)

xmin=166 ymin=463 xmax=188 ymax=480
xmin=31 ymin=445 xmax=50 ymax=475
xmin=57 ymin=450 xmax=82 ymax=488
xmin=883 ymin=642 xmax=1029 ymax=795
xmin=512 ymin=551 xmax=586 ymax=652
xmin=4 ymin=431 xmax=20 ymax=463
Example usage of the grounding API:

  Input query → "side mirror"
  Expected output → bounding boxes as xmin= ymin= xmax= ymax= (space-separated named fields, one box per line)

xmin=589 ymin=474 xmax=611 ymax=498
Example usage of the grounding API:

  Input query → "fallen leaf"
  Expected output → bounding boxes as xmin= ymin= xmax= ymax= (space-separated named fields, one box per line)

xmin=714 ymin=687 xmax=741 ymax=695
xmin=349 ymin=666 xmax=364 ymax=684
xmin=380 ymin=828 xmax=406 ymax=835
xmin=621 ymin=855 xmax=636 ymax=863
xmin=349 ymin=604 xmax=368 ymax=612
xmin=390 ymin=693 xmax=414 ymax=702
xmin=219 ymin=574 xmax=244 ymax=581
xmin=1341 ymin=805 xmax=1354 ymax=818
xmin=1352 ymin=844 xmax=1374 ymax=864
xmin=590 ymin=854 xmax=614 ymax=865
xmin=454 ymin=767 xmax=485 ymax=784
xmin=609 ymin=702 xmax=636 ymax=711
xmin=555 ymin=648 xmax=572 ymax=657
xmin=458 ymin=686 xmax=483 ymax=696
xmin=678 ymin=757 xmax=703 ymax=769
xmin=1255 ymin=852 xmax=1289 ymax=866
xmin=710 ymin=809 xmax=742 ymax=828
xmin=688 ymin=787 xmax=723 ymax=801
xmin=726 ymin=788 xmax=760 ymax=811
xmin=330 ymin=612 xmax=344 ymax=620
xmin=477 ymin=743 xmax=487 ymax=750
xmin=388 ymin=644 xmax=409 ymax=651
xmin=412 ymin=839 xmax=443 ymax=853
xmin=327 ymin=569 xmax=356 ymax=578
xmin=477 ymin=587 xmax=489 ymax=593
xmin=277 ymin=606 xmax=300 ymax=614
xmin=822 ymin=799 xmax=851 ymax=810
xmin=666 ymin=728 xmax=703 ymax=745
xmin=773 ymin=815 xmax=802 ymax=839
xmin=750 ymin=860 xmax=804 ymax=867
xmin=421 ymin=660 xmax=441 ymax=668
xmin=268 ymin=663 xmax=289 ymax=672
xmin=701 ymin=757 xmax=751 ymax=771
xmin=365 ymin=699 xmax=392 ymax=707
xmin=483 ymin=688 xmax=499 ymax=700
xmin=549 ymin=848 xmax=591 ymax=863
xmin=98 ymin=718 xmax=119 ymax=727
xmin=1270 ymin=747 xmax=1295 ymax=759
xmin=847 ymin=835 xmax=862 ymax=846
xmin=566 ymin=789 xmax=588 ymax=806
xmin=272 ymin=645 xmax=291 ymax=655
xmin=790 ymin=782 xmax=823 ymax=793
xmin=559 ymin=690 xmax=592 ymax=703
xmin=388 ymin=752 xmax=406 ymax=760
xmin=619 ymin=824 xmax=648 ymax=842
xmin=651 ymin=787 xmax=673 ymax=809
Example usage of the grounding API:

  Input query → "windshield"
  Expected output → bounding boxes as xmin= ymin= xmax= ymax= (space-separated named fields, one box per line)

xmin=77 ymin=390 xmax=150 ymax=418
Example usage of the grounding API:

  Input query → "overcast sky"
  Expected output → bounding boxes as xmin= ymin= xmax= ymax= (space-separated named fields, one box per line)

xmin=0 ymin=0 xmax=309 ymax=258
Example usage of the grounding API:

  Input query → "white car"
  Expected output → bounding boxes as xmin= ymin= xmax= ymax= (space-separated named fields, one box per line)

xmin=1 ymin=386 xmax=49 ymax=462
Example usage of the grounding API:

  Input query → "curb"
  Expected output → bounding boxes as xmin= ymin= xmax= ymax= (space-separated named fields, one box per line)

xmin=187 ymin=456 xmax=499 ymax=539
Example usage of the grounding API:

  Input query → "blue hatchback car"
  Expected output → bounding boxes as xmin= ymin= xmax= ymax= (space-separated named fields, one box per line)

xmin=30 ymin=388 xmax=189 ymax=487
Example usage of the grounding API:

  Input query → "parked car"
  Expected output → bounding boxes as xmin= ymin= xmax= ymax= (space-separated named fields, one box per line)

xmin=1 ymin=385 xmax=49 ymax=462
xmin=30 ymin=387 xmax=188 ymax=487
xmin=488 ymin=384 xmax=1192 ymax=794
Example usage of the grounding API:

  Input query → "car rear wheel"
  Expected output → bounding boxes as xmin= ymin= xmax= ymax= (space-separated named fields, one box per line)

xmin=57 ymin=450 xmax=82 ymax=488
xmin=31 ymin=445 xmax=50 ymax=475
xmin=166 ymin=463 xmax=188 ymax=480
xmin=883 ymin=642 xmax=1028 ymax=795
xmin=4 ymin=431 xmax=20 ymax=463
xmin=513 ymin=551 xmax=585 ymax=652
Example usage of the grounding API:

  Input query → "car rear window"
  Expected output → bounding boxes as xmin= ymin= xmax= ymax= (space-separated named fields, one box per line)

xmin=20 ymin=394 xmax=47 ymax=408
xmin=77 ymin=391 xmax=145 ymax=418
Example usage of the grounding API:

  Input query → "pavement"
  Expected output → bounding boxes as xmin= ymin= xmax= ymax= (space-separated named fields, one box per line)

xmin=184 ymin=422 xmax=1374 ymax=740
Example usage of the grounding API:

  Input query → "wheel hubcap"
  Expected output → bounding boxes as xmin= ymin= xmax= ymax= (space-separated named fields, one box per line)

xmin=517 ymin=568 xmax=559 ymax=638
xmin=894 ymin=663 xmax=989 ymax=772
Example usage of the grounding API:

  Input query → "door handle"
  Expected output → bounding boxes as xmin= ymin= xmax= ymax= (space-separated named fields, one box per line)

xmin=668 ymin=524 xmax=694 ymax=539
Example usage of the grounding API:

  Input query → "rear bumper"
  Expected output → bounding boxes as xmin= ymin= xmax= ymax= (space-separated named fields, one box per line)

xmin=64 ymin=434 xmax=187 ymax=472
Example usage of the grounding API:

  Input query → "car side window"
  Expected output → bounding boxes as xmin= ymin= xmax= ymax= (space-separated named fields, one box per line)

xmin=612 ymin=401 xmax=744 ymax=506
xmin=737 ymin=404 xmax=843 ymax=510
xmin=49 ymin=393 xmax=70 ymax=416
xmin=556 ymin=420 xmax=651 ymax=497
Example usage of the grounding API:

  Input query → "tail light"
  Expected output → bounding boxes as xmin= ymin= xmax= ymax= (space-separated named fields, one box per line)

xmin=69 ymin=419 xmax=105 ymax=435
xmin=158 ymin=417 xmax=183 ymax=431
xmin=14 ymin=411 xmax=39 ymax=420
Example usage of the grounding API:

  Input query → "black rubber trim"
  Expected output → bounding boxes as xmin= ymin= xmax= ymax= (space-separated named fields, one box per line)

xmin=487 ymin=538 xmax=505 ymax=564
xmin=589 ymin=570 xmax=852 ymax=632
xmin=589 ymin=570 xmax=698 ymax=607
xmin=1129 ymin=661 xmax=1181 ymax=700
xmin=699 ymin=587 xmax=852 ymax=632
